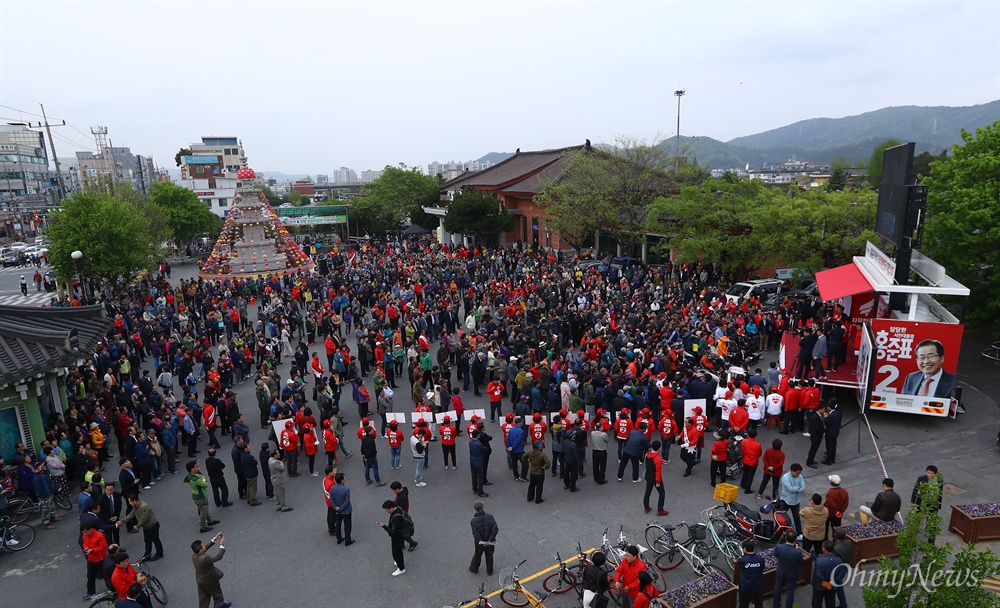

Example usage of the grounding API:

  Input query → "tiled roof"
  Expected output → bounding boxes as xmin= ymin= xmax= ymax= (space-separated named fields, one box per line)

xmin=440 ymin=145 xmax=585 ymax=192
xmin=498 ymin=153 xmax=575 ymax=195
xmin=0 ymin=305 xmax=112 ymax=386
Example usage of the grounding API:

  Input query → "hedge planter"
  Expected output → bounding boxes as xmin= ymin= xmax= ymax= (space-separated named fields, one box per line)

xmin=949 ymin=503 xmax=1000 ymax=543
xmin=733 ymin=546 xmax=813 ymax=597
xmin=840 ymin=520 xmax=904 ymax=566
xmin=661 ymin=568 xmax=737 ymax=608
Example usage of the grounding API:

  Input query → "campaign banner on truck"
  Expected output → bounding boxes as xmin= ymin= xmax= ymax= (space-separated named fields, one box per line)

xmin=869 ymin=319 xmax=963 ymax=417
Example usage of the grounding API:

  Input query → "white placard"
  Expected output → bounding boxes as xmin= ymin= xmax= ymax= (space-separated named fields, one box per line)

xmin=385 ymin=412 xmax=407 ymax=425
xmin=465 ymin=409 xmax=486 ymax=421
xmin=436 ymin=410 xmax=458 ymax=424
xmin=683 ymin=398 xmax=707 ymax=420
xmin=728 ymin=366 xmax=746 ymax=378
xmin=411 ymin=411 xmax=433 ymax=425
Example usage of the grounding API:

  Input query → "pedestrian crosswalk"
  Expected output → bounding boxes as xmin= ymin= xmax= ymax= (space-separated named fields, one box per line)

xmin=983 ymin=577 xmax=1000 ymax=596
xmin=0 ymin=292 xmax=55 ymax=307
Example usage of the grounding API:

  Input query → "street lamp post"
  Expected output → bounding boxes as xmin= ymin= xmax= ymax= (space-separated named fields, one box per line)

xmin=71 ymin=249 xmax=85 ymax=301
xmin=674 ymin=89 xmax=686 ymax=169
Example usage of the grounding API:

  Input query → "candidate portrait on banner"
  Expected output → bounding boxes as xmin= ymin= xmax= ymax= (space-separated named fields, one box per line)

xmin=901 ymin=339 xmax=956 ymax=398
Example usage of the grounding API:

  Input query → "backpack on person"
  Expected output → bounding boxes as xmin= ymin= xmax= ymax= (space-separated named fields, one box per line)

xmin=399 ymin=510 xmax=415 ymax=537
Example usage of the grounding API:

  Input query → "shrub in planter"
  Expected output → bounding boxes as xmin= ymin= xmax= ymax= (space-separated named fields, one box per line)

xmin=949 ymin=502 xmax=1000 ymax=543
xmin=660 ymin=568 xmax=736 ymax=608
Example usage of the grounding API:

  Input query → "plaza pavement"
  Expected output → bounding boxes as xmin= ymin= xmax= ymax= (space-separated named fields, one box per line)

xmin=1 ymin=259 xmax=997 ymax=608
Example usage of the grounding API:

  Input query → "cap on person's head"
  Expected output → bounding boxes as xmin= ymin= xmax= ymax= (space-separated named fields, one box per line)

xmin=185 ymin=460 xmax=198 ymax=472
xmin=285 ymin=420 xmax=295 ymax=428
xmin=505 ymin=413 xmax=514 ymax=421
xmin=362 ymin=417 xmax=370 ymax=424
xmin=286 ymin=379 xmax=294 ymax=384
xmin=883 ymin=478 xmax=894 ymax=488
xmin=473 ymin=500 xmax=484 ymax=511
xmin=381 ymin=500 xmax=395 ymax=509
xmin=89 ymin=422 xmax=99 ymax=430
xmin=443 ymin=415 xmax=451 ymax=422
xmin=533 ymin=440 xmax=544 ymax=449
xmin=533 ymin=413 xmax=541 ymax=421
xmin=389 ymin=419 xmax=398 ymax=427
xmin=323 ymin=419 xmax=332 ymax=428
xmin=829 ymin=474 xmax=841 ymax=486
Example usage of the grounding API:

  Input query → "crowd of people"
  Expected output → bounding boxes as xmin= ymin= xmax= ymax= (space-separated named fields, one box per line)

xmin=1 ymin=237 xmax=944 ymax=606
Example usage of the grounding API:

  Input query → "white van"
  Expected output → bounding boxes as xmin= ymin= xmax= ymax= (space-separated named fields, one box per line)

xmin=725 ymin=279 xmax=784 ymax=303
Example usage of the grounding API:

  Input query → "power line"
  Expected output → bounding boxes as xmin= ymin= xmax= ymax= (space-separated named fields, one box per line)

xmin=0 ymin=103 xmax=45 ymax=118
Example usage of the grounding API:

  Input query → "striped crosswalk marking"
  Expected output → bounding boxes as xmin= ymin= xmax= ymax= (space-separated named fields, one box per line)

xmin=983 ymin=577 xmax=1000 ymax=594
xmin=0 ymin=293 xmax=53 ymax=307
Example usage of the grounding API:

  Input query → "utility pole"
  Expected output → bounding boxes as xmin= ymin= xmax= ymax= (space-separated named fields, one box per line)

xmin=37 ymin=104 xmax=67 ymax=201
xmin=674 ymin=89 xmax=686 ymax=169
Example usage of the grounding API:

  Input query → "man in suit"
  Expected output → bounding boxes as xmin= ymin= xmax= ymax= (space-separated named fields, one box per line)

xmin=328 ymin=472 xmax=354 ymax=545
xmin=821 ymin=400 xmax=842 ymax=465
xmin=97 ymin=481 xmax=123 ymax=545
xmin=118 ymin=458 xmax=141 ymax=533
xmin=901 ymin=340 xmax=956 ymax=398
xmin=204 ymin=448 xmax=231 ymax=508
xmin=772 ymin=531 xmax=803 ymax=608
xmin=191 ymin=532 xmax=231 ymax=608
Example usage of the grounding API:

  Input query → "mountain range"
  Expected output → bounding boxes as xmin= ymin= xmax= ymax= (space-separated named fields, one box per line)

xmin=479 ymin=100 xmax=998 ymax=171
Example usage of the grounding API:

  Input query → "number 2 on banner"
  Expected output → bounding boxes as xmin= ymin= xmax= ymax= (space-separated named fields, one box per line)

xmin=875 ymin=365 xmax=900 ymax=393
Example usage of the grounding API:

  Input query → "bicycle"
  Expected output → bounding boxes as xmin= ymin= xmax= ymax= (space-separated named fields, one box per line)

xmin=542 ymin=551 xmax=582 ymax=595
xmin=135 ymin=556 xmax=168 ymax=605
xmin=0 ymin=515 xmax=36 ymax=553
xmin=7 ymin=489 xmax=72 ymax=524
xmin=455 ymin=582 xmax=494 ymax=608
xmin=499 ymin=560 xmax=549 ymax=607
xmin=86 ymin=590 xmax=117 ymax=608
xmin=651 ymin=523 xmax=727 ymax=578
xmin=644 ymin=520 xmax=709 ymax=569
xmin=602 ymin=525 xmax=665 ymax=594
xmin=701 ymin=505 xmax=743 ymax=573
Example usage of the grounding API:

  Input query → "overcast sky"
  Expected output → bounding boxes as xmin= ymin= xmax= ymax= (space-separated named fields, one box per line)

xmin=2 ymin=1 xmax=997 ymax=175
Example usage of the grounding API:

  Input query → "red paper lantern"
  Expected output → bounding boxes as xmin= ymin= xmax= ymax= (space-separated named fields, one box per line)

xmin=237 ymin=168 xmax=256 ymax=180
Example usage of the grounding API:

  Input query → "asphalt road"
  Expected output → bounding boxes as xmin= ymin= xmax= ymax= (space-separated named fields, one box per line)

xmin=1 ymin=258 xmax=997 ymax=608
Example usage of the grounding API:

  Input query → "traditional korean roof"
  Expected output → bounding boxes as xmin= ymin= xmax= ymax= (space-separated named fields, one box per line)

xmin=0 ymin=304 xmax=112 ymax=386
xmin=440 ymin=145 xmax=585 ymax=192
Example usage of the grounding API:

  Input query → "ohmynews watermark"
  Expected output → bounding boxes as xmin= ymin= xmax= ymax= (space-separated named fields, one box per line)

xmin=833 ymin=563 xmax=986 ymax=598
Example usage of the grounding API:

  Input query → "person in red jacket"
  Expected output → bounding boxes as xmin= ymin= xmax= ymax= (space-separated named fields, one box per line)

xmin=451 ymin=388 xmax=466 ymax=435
xmin=782 ymin=382 xmax=802 ymax=434
xmin=111 ymin=552 xmax=138 ymax=599
xmin=357 ymin=417 xmax=373 ymax=441
xmin=757 ymin=438 xmax=785 ymax=501
xmin=322 ymin=420 xmax=339 ymax=469
xmin=203 ymin=402 xmax=220 ymax=449
xmin=280 ymin=420 xmax=300 ymax=477
xmin=710 ymin=429 xmax=729 ymax=487
xmin=613 ymin=545 xmax=647 ymax=601
xmin=824 ymin=474 xmax=850 ymax=537
xmin=658 ymin=410 xmax=677 ymax=463
xmin=615 ymin=409 xmax=633 ymax=461
xmin=643 ymin=441 xmax=667 ymax=516
xmin=679 ymin=417 xmax=702 ymax=477
xmin=500 ymin=413 xmax=515 ymax=446
xmin=739 ymin=429 xmax=763 ymax=495
xmin=692 ymin=406 xmax=708 ymax=462
xmin=303 ymin=424 xmax=319 ymax=476
xmin=729 ymin=400 xmax=749 ymax=434
xmin=466 ymin=414 xmax=480 ymax=439
xmin=82 ymin=521 xmax=109 ymax=599
xmin=439 ymin=415 xmax=457 ymax=469
xmin=632 ymin=570 xmax=660 ymax=608
xmin=486 ymin=379 xmax=504 ymax=422
xmin=528 ymin=413 xmax=547 ymax=446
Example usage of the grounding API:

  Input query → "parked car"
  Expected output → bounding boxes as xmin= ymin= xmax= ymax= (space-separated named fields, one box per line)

xmin=725 ymin=279 xmax=784 ymax=304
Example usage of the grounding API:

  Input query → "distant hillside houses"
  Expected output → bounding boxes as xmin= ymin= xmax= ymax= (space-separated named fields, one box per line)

xmin=710 ymin=159 xmax=865 ymax=189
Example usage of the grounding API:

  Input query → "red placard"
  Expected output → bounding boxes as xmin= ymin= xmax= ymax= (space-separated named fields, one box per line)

xmin=869 ymin=319 xmax=963 ymax=417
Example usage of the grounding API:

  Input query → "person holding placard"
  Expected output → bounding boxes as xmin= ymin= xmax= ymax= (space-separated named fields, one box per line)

xmin=439 ymin=416 xmax=458 ymax=469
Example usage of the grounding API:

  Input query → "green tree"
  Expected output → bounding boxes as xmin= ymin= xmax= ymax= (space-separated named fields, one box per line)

xmin=913 ymin=149 xmax=949 ymax=179
xmin=922 ymin=121 xmax=1000 ymax=326
xmin=174 ymin=148 xmax=191 ymax=167
xmin=831 ymin=155 xmax=852 ymax=171
xmin=442 ymin=190 xmax=514 ymax=245
xmin=148 ymin=181 xmax=223 ymax=247
xmin=868 ymin=139 xmax=903 ymax=189
xmin=753 ymin=188 xmax=877 ymax=270
xmin=648 ymin=176 xmax=771 ymax=277
xmin=348 ymin=195 xmax=403 ymax=236
xmin=826 ymin=167 xmax=849 ymax=192
xmin=261 ymin=185 xmax=287 ymax=206
xmin=47 ymin=189 xmax=165 ymax=286
xmin=862 ymin=475 xmax=1000 ymax=608
xmin=361 ymin=164 xmax=439 ymax=231
xmin=287 ymin=191 xmax=305 ymax=207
